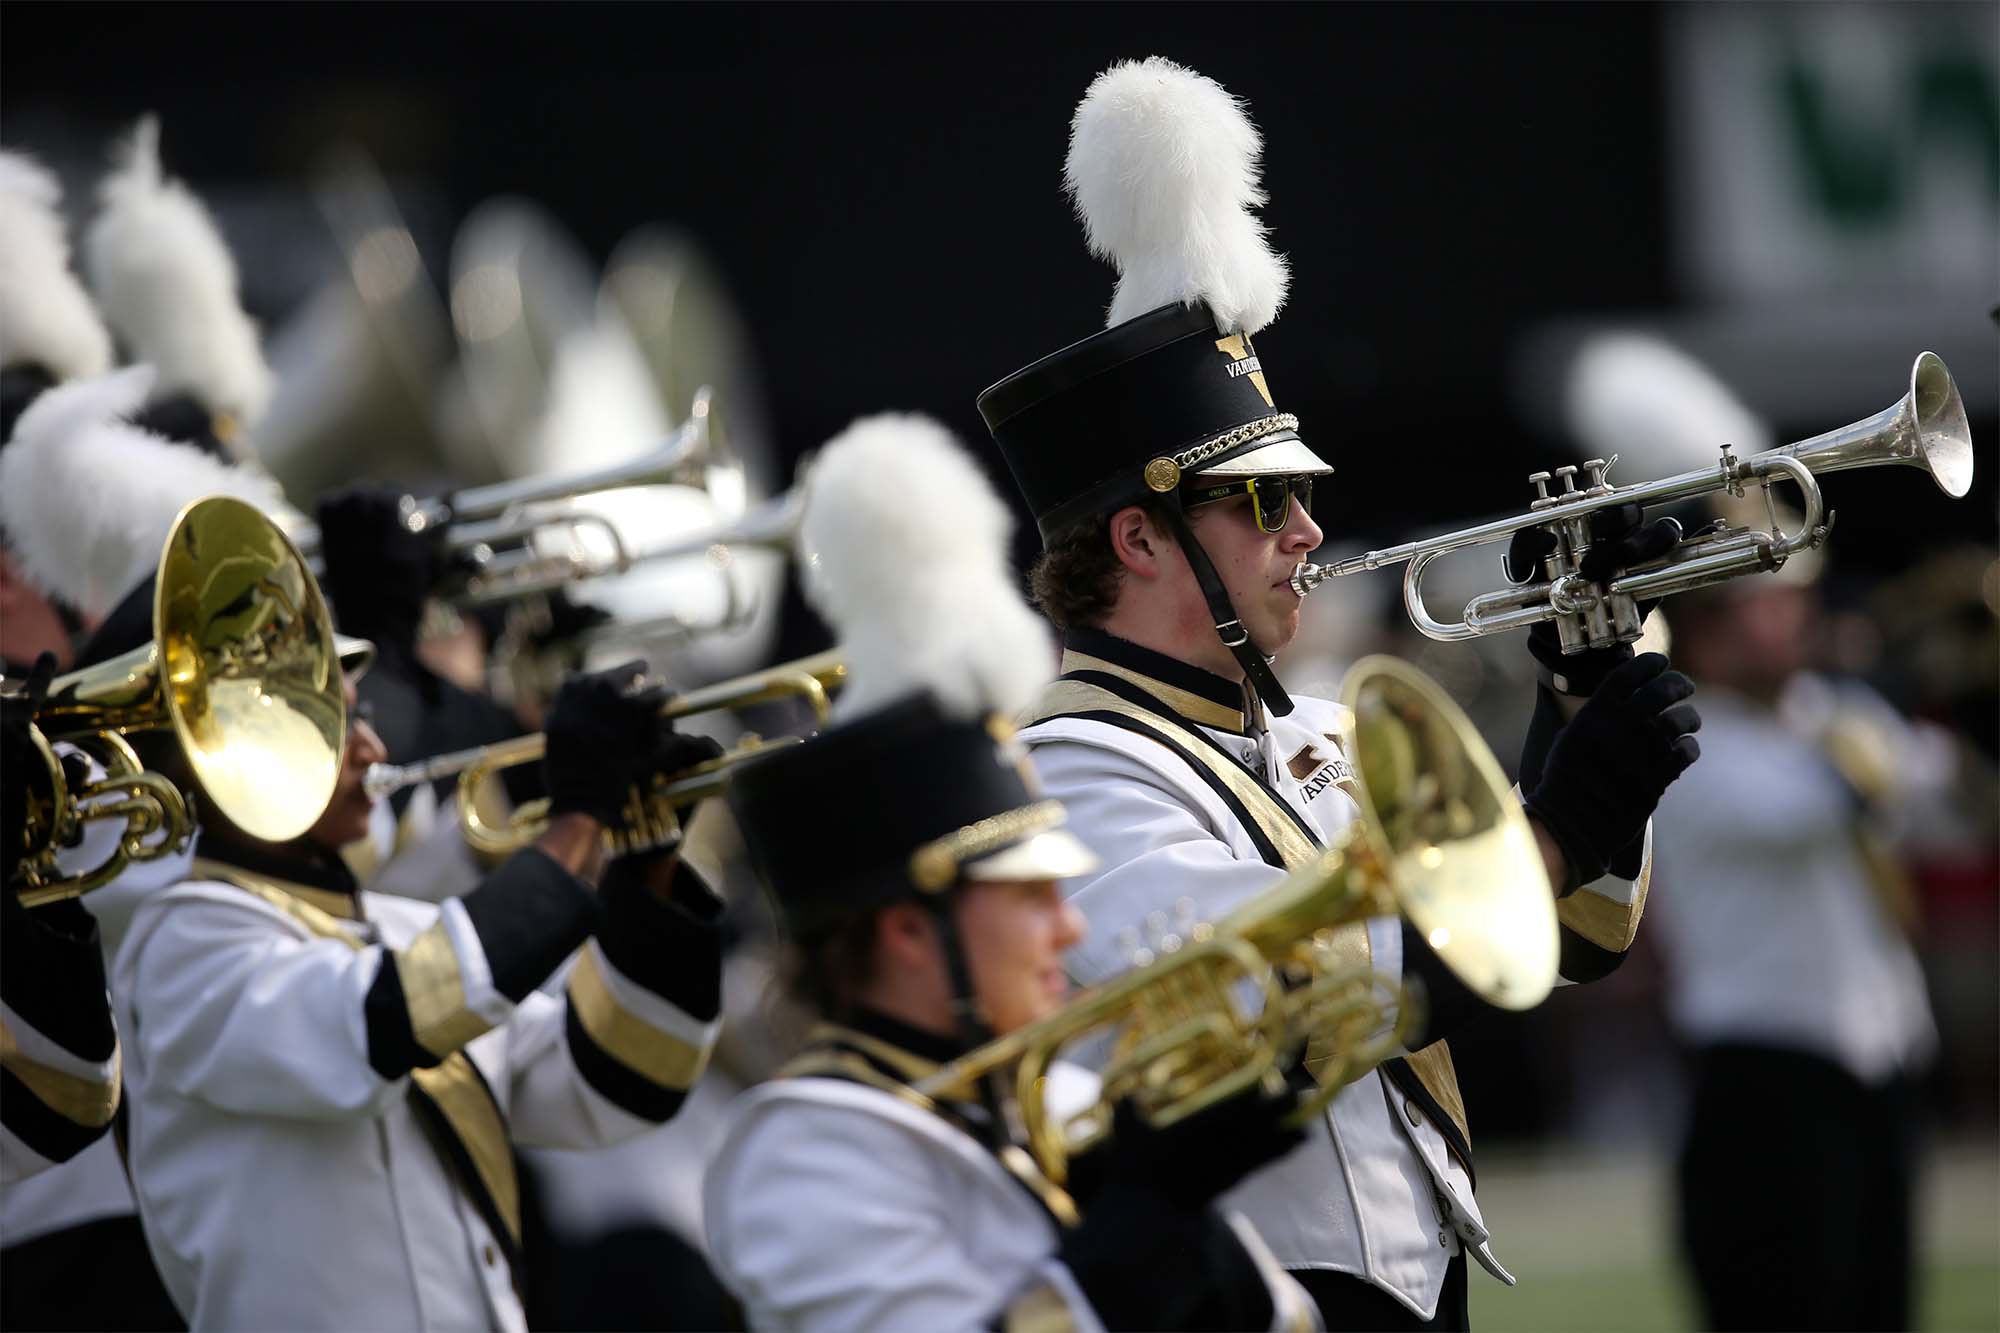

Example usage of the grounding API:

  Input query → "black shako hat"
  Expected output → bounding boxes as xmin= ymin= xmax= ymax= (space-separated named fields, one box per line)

xmin=728 ymin=692 xmax=1096 ymax=936
xmin=975 ymin=58 xmax=1336 ymax=717
xmin=978 ymin=300 xmax=1323 ymax=543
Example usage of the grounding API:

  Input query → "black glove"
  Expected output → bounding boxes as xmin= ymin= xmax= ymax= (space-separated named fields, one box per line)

xmin=542 ymin=663 xmax=726 ymax=830
xmin=1522 ymin=653 xmax=1701 ymax=889
xmin=314 ymin=484 xmax=437 ymax=659
xmin=2 ymin=654 xmax=64 ymax=885
xmin=1508 ymin=503 xmax=1683 ymax=697
xmin=1068 ymin=1064 xmax=1309 ymax=1211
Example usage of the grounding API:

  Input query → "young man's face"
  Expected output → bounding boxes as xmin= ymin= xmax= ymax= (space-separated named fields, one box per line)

xmin=957 ymin=877 xmax=1087 ymax=1036
xmin=1183 ymin=485 xmax=1325 ymax=657
xmin=306 ymin=673 xmax=388 ymax=851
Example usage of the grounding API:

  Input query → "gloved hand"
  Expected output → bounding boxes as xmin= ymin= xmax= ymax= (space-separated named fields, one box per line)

xmin=1056 ymin=1075 xmax=1305 ymax=1330
xmin=1522 ymin=652 xmax=1701 ymax=889
xmin=314 ymin=484 xmax=437 ymax=658
xmin=1507 ymin=502 xmax=1682 ymax=697
xmin=542 ymin=663 xmax=726 ymax=832
xmin=1 ymin=654 xmax=70 ymax=885
xmin=1068 ymin=1063 xmax=1309 ymax=1211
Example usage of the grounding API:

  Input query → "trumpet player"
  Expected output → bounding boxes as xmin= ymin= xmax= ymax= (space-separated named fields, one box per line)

xmin=705 ymin=414 xmax=1321 ymax=1332
xmin=0 ymin=379 xmax=726 ymax=1333
xmin=977 ymin=59 xmax=1702 ymax=1330
xmin=0 ymin=657 xmax=121 ymax=1186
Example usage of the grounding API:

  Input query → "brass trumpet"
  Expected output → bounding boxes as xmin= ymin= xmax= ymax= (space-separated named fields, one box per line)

xmin=915 ymin=656 xmax=1559 ymax=1184
xmin=1292 ymin=352 xmax=1974 ymax=653
xmin=11 ymin=496 xmax=347 ymax=905
xmin=362 ymin=649 xmax=846 ymax=857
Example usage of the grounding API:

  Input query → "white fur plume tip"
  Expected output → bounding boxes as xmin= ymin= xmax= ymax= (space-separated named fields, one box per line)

xmin=0 ymin=150 xmax=114 ymax=388
xmin=1565 ymin=333 xmax=1771 ymax=477
xmin=0 ymin=365 xmax=290 ymax=619
xmin=797 ymin=413 xmax=1055 ymax=722
xmin=1065 ymin=56 xmax=1289 ymax=335
xmin=84 ymin=116 xmax=275 ymax=429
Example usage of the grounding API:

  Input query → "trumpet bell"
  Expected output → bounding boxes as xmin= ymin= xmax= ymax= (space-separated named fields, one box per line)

xmin=1339 ymin=656 xmax=1557 ymax=1008
xmin=1775 ymin=350 xmax=1973 ymax=500
xmin=40 ymin=496 xmax=346 ymax=844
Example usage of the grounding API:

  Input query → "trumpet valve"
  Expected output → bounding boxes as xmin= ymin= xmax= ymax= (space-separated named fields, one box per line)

xmin=1527 ymin=470 xmax=1556 ymax=510
xmin=1582 ymin=457 xmax=1614 ymax=493
xmin=1553 ymin=464 xmax=1579 ymax=495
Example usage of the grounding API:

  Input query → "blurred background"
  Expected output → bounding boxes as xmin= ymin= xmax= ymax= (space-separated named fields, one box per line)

xmin=4 ymin=2 xmax=1995 ymax=1329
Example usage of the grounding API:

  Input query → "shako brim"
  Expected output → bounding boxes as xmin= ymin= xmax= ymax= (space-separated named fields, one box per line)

xmin=1189 ymin=430 xmax=1332 ymax=481
xmin=962 ymin=826 xmax=1100 ymax=883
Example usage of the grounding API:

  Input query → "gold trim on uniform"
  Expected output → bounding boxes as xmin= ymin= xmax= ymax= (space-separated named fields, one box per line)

xmin=908 ymin=801 xmax=1068 ymax=893
xmin=782 ymin=1027 xmax=1083 ymax=1229
xmin=408 ymin=1056 xmax=521 ymax=1249
xmin=193 ymin=863 xmax=523 ymax=1254
xmin=1002 ymin=1278 xmax=1079 ymax=1333
xmin=566 ymin=947 xmax=711 ymax=1090
xmin=0 ymin=1019 xmax=120 ymax=1128
xmin=193 ymin=858 xmax=359 ymax=922
xmin=396 ymin=921 xmax=494 ymax=1058
xmin=1058 ymin=651 xmax=1246 ymax=733
xmin=1556 ymin=853 xmax=1652 ymax=954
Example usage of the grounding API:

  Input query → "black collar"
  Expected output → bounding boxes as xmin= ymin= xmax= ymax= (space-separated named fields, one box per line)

xmin=1061 ymin=627 xmax=1253 ymax=734
xmin=845 ymin=1005 xmax=971 ymax=1067
xmin=195 ymin=832 xmax=361 ymax=900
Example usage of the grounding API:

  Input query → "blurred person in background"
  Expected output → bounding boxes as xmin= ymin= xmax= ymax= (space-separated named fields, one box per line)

xmin=0 ymin=145 xmax=185 ymax=1333
xmin=1564 ymin=333 xmax=1976 ymax=1332
xmin=1652 ymin=572 xmax=1953 ymax=1333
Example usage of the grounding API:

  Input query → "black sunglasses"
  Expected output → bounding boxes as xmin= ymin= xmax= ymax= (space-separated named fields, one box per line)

xmin=1185 ymin=474 xmax=1315 ymax=534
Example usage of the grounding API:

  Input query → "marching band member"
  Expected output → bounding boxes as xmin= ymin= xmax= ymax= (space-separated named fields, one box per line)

xmin=705 ymin=415 xmax=1321 ymax=1332
xmin=0 ymin=149 xmax=189 ymax=1331
xmin=0 ymin=374 xmax=726 ymax=1332
xmin=976 ymin=60 xmax=1701 ymax=1329
xmin=1 ymin=659 xmax=120 ymax=1186
xmin=1568 ymin=336 xmax=1939 ymax=1332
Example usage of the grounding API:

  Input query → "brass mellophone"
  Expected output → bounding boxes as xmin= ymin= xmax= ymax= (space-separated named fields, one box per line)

xmin=362 ymin=650 xmax=846 ymax=856
xmin=10 ymin=497 xmax=348 ymax=905
xmin=1291 ymin=352 xmax=1973 ymax=655
xmin=915 ymin=656 xmax=1560 ymax=1185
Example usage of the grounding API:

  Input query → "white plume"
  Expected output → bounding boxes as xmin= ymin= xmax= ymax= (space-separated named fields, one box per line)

xmin=0 ymin=364 xmax=289 ymax=619
xmin=798 ymin=413 xmax=1055 ymax=722
xmin=0 ymin=150 xmax=114 ymax=387
xmin=1565 ymin=333 xmax=1771 ymax=477
xmin=1065 ymin=56 xmax=1288 ymax=335
xmin=84 ymin=117 xmax=275 ymax=428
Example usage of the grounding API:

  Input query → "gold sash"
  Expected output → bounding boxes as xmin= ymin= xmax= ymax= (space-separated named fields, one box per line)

xmin=190 ymin=860 xmax=522 ymax=1254
xmin=1024 ymin=678 xmax=1470 ymax=1150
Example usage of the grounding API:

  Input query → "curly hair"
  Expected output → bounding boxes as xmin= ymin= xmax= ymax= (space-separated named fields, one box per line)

xmin=1027 ymin=499 xmax=1182 ymax=632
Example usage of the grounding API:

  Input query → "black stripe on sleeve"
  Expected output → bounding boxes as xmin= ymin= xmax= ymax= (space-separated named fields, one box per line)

xmin=362 ymin=951 xmax=443 ymax=1080
xmin=563 ymin=999 xmax=689 ymax=1123
xmin=1 ymin=897 xmax=116 ymax=1062
xmin=0 ymin=1067 xmax=112 ymax=1165
xmin=594 ymin=856 xmax=724 ymax=1022
xmin=1558 ymin=926 xmax=1629 ymax=983
xmin=457 ymin=847 xmax=600 ymax=1002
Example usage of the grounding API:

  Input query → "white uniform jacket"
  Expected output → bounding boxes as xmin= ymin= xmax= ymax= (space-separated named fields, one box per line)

xmin=1020 ymin=630 xmax=1651 ymax=1319
xmin=0 ymin=896 xmax=120 ymax=1184
xmin=1650 ymin=683 xmax=1936 ymax=1082
xmin=96 ymin=832 xmax=722 ymax=1332
xmin=704 ymin=1014 xmax=1319 ymax=1333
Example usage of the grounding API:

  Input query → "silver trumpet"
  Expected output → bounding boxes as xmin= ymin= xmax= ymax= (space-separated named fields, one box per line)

xmin=1291 ymin=352 xmax=1974 ymax=654
xmin=294 ymin=386 xmax=740 ymax=605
